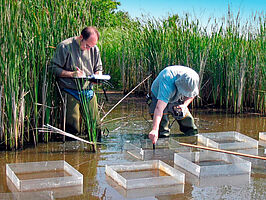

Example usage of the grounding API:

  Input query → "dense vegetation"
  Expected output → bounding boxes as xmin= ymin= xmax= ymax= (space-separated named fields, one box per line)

xmin=0 ymin=0 xmax=265 ymax=149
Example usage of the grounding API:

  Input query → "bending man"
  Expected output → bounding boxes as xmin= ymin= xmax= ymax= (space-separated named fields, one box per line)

xmin=148 ymin=65 xmax=199 ymax=144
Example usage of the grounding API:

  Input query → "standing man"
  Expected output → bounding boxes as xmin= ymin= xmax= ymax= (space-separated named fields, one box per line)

xmin=148 ymin=65 xmax=199 ymax=144
xmin=50 ymin=26 xmax=102 ymax=137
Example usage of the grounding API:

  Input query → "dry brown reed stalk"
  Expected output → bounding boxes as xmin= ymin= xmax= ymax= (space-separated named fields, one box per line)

xmin=101 ymin=116 xmax=127 ymax=125
xmin=0 ymin=86 xmax=2 ymax=141
xmin=42 ymin=66 xmax=48 ymax=130
xmin=237 ymin=55 xmax=246 ymax=113
xmin=18 ymin=89 xmax=25 ymax=148
xmin=42 ymin=124 xmax=103 ymax=146
xmin=12 ymin=92 xmax=17 ymax=149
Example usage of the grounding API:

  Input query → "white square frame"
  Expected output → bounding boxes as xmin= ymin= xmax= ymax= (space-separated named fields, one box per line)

xmin=198 ymin=131 xmax=258 ymax=150
xmin=6 ymin=160 xmax=83 ymax=191
xmin=105 ymin=160 xmax=185 ymax=189
xmin=174 ymin=150 xmax=251 ymax=177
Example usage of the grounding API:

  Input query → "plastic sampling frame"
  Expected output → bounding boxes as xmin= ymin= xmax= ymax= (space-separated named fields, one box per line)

xmin=259 ymin=132 xmax=266 ymax=141
xmin=6 ymin=160 xmax=83 ymax=191
xmin=105 ymin=160 xmax=185 ymax=189
xmin=0 ymin=191 xmax=54 ymax=200
xmin=258 ymin=132 xmax=266 ymax=151
xmin=198 ymin=131 xmax=258 ymax=150
xmin=174 ymin=150 xmax=251 ymax=177
xmin=187 ymin=173 xmax=250 ymax=188
xmin=6 ymin=176 xmax=83 ymax=199
xmin=106 ymin=175 xmax=184 ymax=199
xmin=124 ymin=137 xmax=191 ymax=161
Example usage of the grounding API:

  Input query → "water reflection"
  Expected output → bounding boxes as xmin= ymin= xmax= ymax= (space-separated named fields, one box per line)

xmin=0 ymin=94 xmax=265 ymax=199
xmin=6 ymin=177 xmax=83 ymax=199
xmin=0 ymin=191 xmax=53 ymax=200
xmin=106 ymin=175 xmax=184 ymax=199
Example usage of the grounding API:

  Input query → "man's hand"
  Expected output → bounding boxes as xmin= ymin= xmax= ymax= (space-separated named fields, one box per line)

xmin=74 ymin=67 xmax=86 ymax=78
xmin=149 ymin=100 xmax=167 ymax=144
xmin=59 ymin=67 xmax=86 ymax=78
xmin=178 ymin=104 xmax=188 ymax=115
xmin=149 ymin=130 xmax=159 ymax=144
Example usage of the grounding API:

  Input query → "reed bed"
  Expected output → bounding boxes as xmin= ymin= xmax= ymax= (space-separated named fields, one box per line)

xmin=0 ymin=0 xmax=107 ymax=149
xmin=101 ymin=13 xmax=265 ymax=113
xmin=0 ymin=0 xmax=265 ymax=150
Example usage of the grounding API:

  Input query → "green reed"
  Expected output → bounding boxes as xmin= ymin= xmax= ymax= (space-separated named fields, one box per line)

xmin=0 ymin=0 xmax=265 ymax=150
xmin=101 ymin=12 xmax=265 ymax=114
xmin=0 ymin=0 xmax=104 ymax=149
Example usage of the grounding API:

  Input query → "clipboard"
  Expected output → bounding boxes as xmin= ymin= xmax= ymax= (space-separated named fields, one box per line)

xmin=73 ymin=74 xmax=111 ymax=83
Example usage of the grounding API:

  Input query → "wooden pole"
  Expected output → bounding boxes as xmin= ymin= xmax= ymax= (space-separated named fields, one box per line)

xmin=179 ymin=142 xmax=266 ymax=160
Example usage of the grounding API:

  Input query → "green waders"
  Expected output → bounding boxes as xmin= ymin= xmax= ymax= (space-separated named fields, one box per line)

xmin=65 ymin=92 xmax=99 ymax=135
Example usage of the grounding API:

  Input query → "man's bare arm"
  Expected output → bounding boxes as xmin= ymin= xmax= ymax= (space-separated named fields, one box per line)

xmin=149 ymin=100 xmax=167 ymax=144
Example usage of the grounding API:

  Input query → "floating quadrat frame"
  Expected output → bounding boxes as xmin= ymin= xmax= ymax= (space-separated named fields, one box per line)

xmin=259 ymin=132 xmax=266 ymax=141
xmin=174 ymin=150 xmax=251 ymax=177
xmin=198 ymin=131 xmax=258 ymax=150
xmin=189 ymin=173 xmax=250 ymax=187
xmin=6 ymin=177 xmax=83 ymax=199
xmin=6 ymin=160 xmax=83 ymax=191
xmin=105 ymin=175 xmax=184 ymax=199
xmin=124 ymin=137 xmax=191 ymax=161
xmin=105 ymin=160 xmax=185 ymax=189
xmin=0 ymin=191 xmax=54 ymax=200
xmin=258 ymin=132 xmax=266 ymax=155
xmin=174 ymin=164 xmax=250 ymax=187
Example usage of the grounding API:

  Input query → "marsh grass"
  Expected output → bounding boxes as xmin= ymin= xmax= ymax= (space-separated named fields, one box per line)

xmin=0 ymin=0 xmax=100 ymax=149
xmin=1 ymin=0 xmax=265 ymax=150
xmin=101 ymin=12 xmax=265 ymax=113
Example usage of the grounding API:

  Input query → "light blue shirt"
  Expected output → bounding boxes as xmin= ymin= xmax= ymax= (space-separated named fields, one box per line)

xmin=151 ymin=65 xmax=196 ymax=103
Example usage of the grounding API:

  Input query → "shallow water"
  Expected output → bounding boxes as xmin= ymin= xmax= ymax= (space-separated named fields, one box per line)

xmin=0 ymin=94 xmax=265 ymax=199
xmin=193 ymin=160 xmax=230 ymax=166
xmin=118 ymin=169 xmax=170 ymax=179
xmin=16 ymin=170 xmax=71 ymax=180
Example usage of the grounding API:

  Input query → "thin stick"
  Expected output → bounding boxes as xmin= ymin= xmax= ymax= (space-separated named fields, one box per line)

xmin=179 ymin=142 xmax=266 ymax=160
xmin=100 ymin=74 xmax=152 ymax=122
xmin=43 ymin=124 xmax=103 ymax=145
xmin=101 ymin=116 xmax=127 ymax=125
xmin=126 ymin=150 xmax=141 ymax=160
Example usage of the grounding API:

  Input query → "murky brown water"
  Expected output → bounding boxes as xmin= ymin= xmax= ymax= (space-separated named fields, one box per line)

xmin=193 ymin=160 xmax=230 ymax=166
xmin=119 ymin=169 xmax=170 ymax=179
xmin=0 ymin=94 xmax=265 ymax=199
xmin=16 ymin=170 xmax=71 ymax=180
